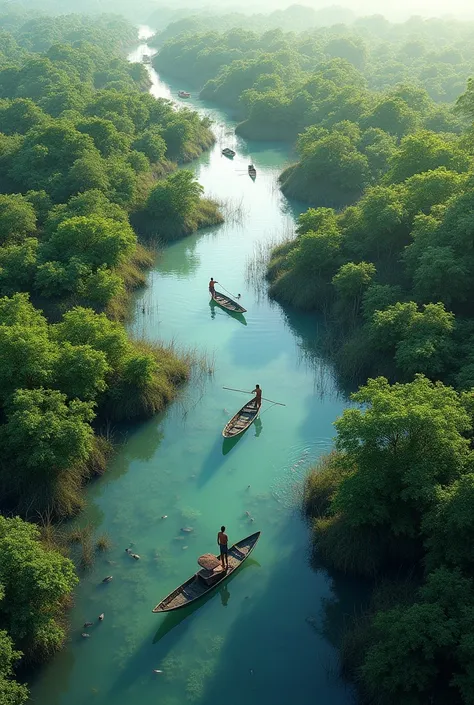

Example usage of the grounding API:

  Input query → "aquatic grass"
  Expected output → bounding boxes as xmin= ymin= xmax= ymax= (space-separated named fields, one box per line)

xmin=303 ymin=451 xmax=349 ymax=518
xmin=96 ymin=534 xmax=111 ymax=551
xmin=313 ymin=513 xmax=387 ymax=578
xmin=210 ymin=194 xmax=248 ymax=227
xmin=106 ymin=243 xmax=157 ymax=321
xmin=79 ymin=534 xmax=95 ymax=570
xmin=246 ymin=226 xmax=294 ymax=300
xmin=102 ymin=338 xmax=190 ymax=421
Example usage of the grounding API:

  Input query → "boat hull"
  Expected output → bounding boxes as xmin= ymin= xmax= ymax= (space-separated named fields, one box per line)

xmin=222 ymin=397 xmax=259 ymax=438
xmin=152 ymin=532 xmax=261 ymax=613
xmin=212 ymin=290 xmax=247 ymax=313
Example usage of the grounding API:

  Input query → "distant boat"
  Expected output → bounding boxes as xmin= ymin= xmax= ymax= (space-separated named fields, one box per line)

xmin=152 ymin=532 xmax=261 ymax=613
xmin=142 ymin=54 xmax=151 ymax=64
xmin=222 ymin=147 xmax=236 ymax=158
xmin=248 ymin=164 xmax=256 ymax=179
xmin=178 ymin=90 xmax=190 ymax=98
xmin=223 ymin=397 xmax=259 ymax=438
xmin=212 ymin=290 xmax=246 ymax=313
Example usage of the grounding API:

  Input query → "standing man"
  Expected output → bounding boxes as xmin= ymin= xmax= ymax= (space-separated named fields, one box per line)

xmin=217 ymin=525 xmax=228 ymax=570
xmin=209 ymin=277 xmax=218 ymax=299
xmin=252 ymin=384 xmax=262 ymax=409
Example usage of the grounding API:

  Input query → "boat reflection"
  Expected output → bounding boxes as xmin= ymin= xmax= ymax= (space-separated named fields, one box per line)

xmin=222 ymin=432 xmax=244 ymax=455
xmin=152 ymin=558 xmax=260 ymax=644
xmin=209 ymin=299 xmax=247 ymax=326
xmin=254 ymin=417 xmax=263 ymax=438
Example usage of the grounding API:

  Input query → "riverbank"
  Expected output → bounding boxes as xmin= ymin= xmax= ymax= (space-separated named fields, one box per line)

xmin=29 ymin=34 xmax=358 ymax=705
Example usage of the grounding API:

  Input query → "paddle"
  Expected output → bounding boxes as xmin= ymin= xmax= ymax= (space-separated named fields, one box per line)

xmin=218 ymin=283 xmax=241 ymax=300
xmin=222 ymin=386 xmax=286 ymax=407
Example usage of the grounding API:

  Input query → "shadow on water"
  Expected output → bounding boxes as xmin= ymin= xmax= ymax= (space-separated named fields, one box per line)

xmin=108 ymin=559 xmax=261 ymax=698
xmin=209 ymin=299 xmax=247 ymax=326
xmin=194 ymin=520 xmax=360 ymax=705
xmin=152 ymin=557 xmax=261 ymax=644
xmin=196 ymin=435 xmax=229 ymax=487
xmin=253 ymin=417 xmax=263 ymax=438
xmin=222 ymin=432 xmax=246 ymax=456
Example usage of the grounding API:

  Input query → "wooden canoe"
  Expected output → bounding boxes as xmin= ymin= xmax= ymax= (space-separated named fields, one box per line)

xmin=213 ymin=290 xmax=247 ymax=314
xmin=248 ymin=164 xmax=256 ymax=178
xmin=222 ymin=148 xmax=236 ymax=157
xmin=178 ymin=90 xmax=190 ymax=98
xmin=223 ymin=397 xmax=259 ymax=438
xmin=152 ymin=531 xmax=261 ymax=613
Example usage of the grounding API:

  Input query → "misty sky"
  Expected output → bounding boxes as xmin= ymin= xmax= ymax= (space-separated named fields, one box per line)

xmin=342 ymin=0 xmax=474 ymax=19
xmin=232 ymin=0 xmax=474 ymax=20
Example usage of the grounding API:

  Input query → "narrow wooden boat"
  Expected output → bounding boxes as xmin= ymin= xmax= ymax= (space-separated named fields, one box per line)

xmin=222 ymin=147 xmax=236 ymax=158
xmin=223 ymin=397 xmax=259 ymax=438
xmin=178 ymin=90 xmax=190 ymax=98
xmin=248 ymin=164 xmax=256 ymax=178
xmin=213 ymin=290 xmax=247 ymax=313
xmin=152 ymin=532 xmax=261 ymax=613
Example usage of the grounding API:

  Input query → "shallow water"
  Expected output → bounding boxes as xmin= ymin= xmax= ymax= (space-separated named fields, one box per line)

xmin=30 ymin=31 xmax=357 ymax=705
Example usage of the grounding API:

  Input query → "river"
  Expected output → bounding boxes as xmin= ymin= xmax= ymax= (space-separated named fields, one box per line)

xmin=30 ymin=28 xmax=357 ymax=705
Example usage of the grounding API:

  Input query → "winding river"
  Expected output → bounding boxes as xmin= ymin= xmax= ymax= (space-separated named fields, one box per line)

xmin=30 ymin=28 xmax=357 ymax=705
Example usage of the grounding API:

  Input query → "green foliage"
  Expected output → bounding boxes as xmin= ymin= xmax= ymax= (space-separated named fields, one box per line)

xmin=0 ymin=628 xmax=28 ymax=705
xmin=43 ymin=215 xmax=136 ymax=269
xmin=0 ymin=515 xmax=77 ymax=658
xmin=134 ymin=170 xmax=221 ymax=241
xmin=333 ymin=375 xmax=471 ymax=535
xmin=386 ymin=130 xmax=470 ymax=183
xmin=371 ymin=302 xmax=455 ymax=377
xmin=0 ymin=194 xmax=36 ymax=245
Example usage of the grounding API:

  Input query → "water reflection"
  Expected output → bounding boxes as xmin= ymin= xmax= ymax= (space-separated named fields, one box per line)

xmin=219 ymin=584 xmax=231 ymax=607
xmin=253 ymin=417 xmax=263 ymax=438
xmin=152 ymin=558 xmax=259 ymax=644
xmin=222 ymin=433 xmax=245 ymax=456
xmin=209 ymin=299 xmax=247 ymax=326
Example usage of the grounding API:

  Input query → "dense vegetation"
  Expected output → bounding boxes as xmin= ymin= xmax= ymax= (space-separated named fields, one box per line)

xmin=154 ymin=17 xmax=474 ymax=204
xmin=303 ymin=375 xmax=474 ymax=704
xmin=267 ymin=85 xmax=474 ymax=389
xmin=154 ymin=17 xmax=474 ymax=116
xmin=188 ymin=11 xmax=474 ymax=705
xmin=0 ymin=11 xmax=219 ymax=700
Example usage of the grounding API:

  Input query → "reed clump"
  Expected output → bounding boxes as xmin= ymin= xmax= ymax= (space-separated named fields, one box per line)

xmin=102 ymin=338 xmax=190 ymax=421
xmin=106 ymin=243 xmax=157 ymax=321
xmin=96 ymin=533 xmax=111 ymax=551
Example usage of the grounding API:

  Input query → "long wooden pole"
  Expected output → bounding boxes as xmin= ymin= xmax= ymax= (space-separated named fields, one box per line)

xmin=222 ymin=386 xmax=286 ymax=407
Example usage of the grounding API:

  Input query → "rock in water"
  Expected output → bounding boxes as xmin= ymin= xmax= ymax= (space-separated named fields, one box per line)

xmin=181 ymin=527 xmax=194 ymax=533
xmin=82 ymin=633 xmax=90 ymax=638
xmin=83 ymin=621 xmax=93 ymax=628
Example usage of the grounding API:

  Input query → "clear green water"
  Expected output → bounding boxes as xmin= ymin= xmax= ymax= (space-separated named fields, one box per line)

xmin=30 ymin=32 xmax=357 ymax=705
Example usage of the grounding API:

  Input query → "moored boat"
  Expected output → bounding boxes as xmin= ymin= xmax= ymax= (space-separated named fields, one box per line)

xmin=222 ymin=147 xmax=236 ymax=158
xmin=223 ymin=397 xmax=259 ymax=438
xmin=212 ymin=290 xmax=246 ymax=313
xmin=142 ymin=54 xmax=151 ymax=64
xmin=248 ymin=164 xmax=256 ymax=178
xmin=178 ymin=90 xmax=190 ymax=98
xmin=152 ymin=531 xmax=261 ymax=613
